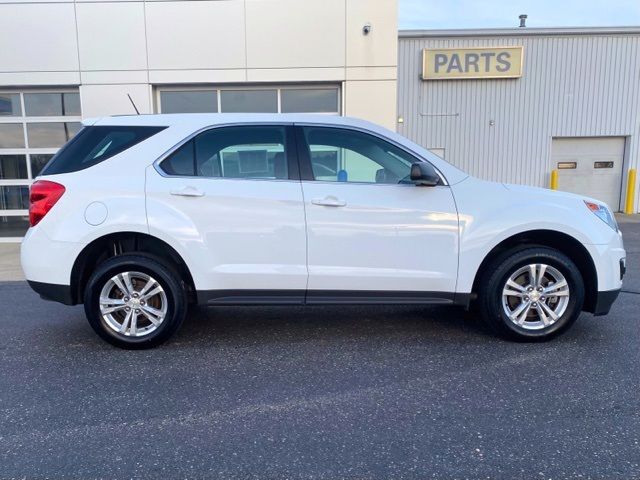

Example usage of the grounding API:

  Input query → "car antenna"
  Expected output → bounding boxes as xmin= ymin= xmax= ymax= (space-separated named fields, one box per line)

xmin=127 ymin=93 xmax=140 ymax=115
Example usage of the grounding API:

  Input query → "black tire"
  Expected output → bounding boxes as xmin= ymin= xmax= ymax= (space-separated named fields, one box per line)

xmin=84 ymin=254 xmax=188 ymax=349
xmin=478 ymin=246 xmax=585 ymax=341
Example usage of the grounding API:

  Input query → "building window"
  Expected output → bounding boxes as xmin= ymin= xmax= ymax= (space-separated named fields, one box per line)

xmin=281 ymin=88 xmax=339 ymax=113
xmin=24 ymin=92 xmax=80 ymax=117
xmin=0 ymin=94 xmax=21 ymax=117
xmin=0 ymin=88 xmax=82 ymax=241
xmin=159 ymin=90 xmax=218 ymax=114
xmin=220 ymin=89 xmax=278 ymax=113
xmin=157 ymin=85 xmax=340 ymax=115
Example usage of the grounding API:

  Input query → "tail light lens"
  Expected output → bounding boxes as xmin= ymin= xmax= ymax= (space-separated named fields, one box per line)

xmin=29 ymin=180 xmax=65 ymax=227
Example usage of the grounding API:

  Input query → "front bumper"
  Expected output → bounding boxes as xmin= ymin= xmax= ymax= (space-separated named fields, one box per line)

xmin=592 ymin=289 xmax=621 ymax=316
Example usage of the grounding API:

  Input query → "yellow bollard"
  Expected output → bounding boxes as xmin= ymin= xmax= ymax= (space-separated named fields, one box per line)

xmin=624 ymin=169 xmax=637 ymax=214
xmin=550 ymin=170 xmax=558 ymax=190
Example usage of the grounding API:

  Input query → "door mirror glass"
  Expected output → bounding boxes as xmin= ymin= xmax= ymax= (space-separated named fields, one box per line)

xmin=410 ymin=162 xmax=440 ymax=186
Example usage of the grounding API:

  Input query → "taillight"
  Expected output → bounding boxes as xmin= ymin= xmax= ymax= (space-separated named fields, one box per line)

xmin=29 ymin=180 xmax=66 ymax=227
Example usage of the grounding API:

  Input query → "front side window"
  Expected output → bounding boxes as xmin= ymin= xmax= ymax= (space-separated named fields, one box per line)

xmin=160 ymin=126 xmax=288 ymax=180
xmin=302 ymin=127 xmax=417 ymax=184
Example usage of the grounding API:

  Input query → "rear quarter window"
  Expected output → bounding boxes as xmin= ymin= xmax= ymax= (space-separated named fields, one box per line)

xmin=40 ymin=125 xmax=166 ymax=175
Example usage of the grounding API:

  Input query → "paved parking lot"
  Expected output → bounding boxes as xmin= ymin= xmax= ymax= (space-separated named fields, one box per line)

xmin=1 ymin=221 xmax=639 ymax=479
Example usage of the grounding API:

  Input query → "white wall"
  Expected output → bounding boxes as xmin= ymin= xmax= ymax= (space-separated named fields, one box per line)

xmin=0 ymin=0 xmax=398 ymax=129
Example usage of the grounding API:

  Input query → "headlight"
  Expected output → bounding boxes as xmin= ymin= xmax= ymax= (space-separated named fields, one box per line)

xmin=584 ymin=201 xmax=618 ymax=231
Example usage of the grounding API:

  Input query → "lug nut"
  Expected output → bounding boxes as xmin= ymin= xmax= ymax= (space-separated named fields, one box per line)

xmin=123 ymin=297 xmax=129 ymax=302
xmin=532 ymin=302 xmax=538 ymax=307
xmin=540 ymin=297 xmax=545 ymax=301
xmin=125 ymin=307 xmax=131 ymax=312
xmin=135 ymin=308 xmax=140 ymax=313
xmin=538 ymin=287 xmax=543 ymax=292
xmin=527 ymin=287 xmax=533 ymax=292
xmin=133 ymin=293 xmax=138 ymax=298
xmin=140 ymin=301 xmax=145 ymax=306
xmin=523 ymin=295 xmax=529 ymax=301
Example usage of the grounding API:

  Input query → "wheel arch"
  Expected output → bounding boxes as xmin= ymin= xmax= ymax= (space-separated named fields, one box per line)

xmin=70 ymin=232 xmax=196 ymax=305
xmin=470 ymin=229 xmax=598 ymax=313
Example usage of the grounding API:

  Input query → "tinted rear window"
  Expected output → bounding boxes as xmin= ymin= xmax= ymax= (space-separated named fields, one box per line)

xmin=40 ymin=125 xmax=166 ymax=175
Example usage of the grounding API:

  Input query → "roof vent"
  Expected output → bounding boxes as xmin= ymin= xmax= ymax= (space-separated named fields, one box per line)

xmin=519 ymin=14 xmax=528 ymax=28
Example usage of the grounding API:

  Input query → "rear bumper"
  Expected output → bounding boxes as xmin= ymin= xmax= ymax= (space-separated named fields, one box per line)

xmin=21 ymin=227 xmax=83 ymax=285
xmin=592 ymin=289 xmax=621 ymax=316
xmin=27 ymin=280 xmax=75 ymax=305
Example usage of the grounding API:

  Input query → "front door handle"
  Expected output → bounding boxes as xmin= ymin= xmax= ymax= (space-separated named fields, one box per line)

xmin=170 ymin=186 xmax=205 ymax=197
xmin=311 ymin=196 xmax=347 ymax=207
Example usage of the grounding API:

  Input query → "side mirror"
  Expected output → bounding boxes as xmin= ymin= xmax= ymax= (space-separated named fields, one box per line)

xmin=410 ymin=162 xmax=440 ymax=187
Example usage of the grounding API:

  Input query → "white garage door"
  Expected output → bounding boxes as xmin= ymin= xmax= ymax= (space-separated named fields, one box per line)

xmin=551 ymin=137 xmax=625 ymax=210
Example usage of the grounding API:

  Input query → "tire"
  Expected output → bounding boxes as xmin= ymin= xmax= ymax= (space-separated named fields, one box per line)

xmin=477 ymin=246 xmax=585 ymax=341
xmin=84 ymin=254 xmax=188 ymax=349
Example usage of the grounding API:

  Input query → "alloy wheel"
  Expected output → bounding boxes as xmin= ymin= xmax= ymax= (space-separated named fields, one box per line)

xmin=501 ymin=263 xmax=570 ymax=330
xmin=99 ymin=271 xmax=168 ymax=337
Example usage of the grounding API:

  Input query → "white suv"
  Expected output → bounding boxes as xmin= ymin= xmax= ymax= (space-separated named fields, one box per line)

xmin=21 ymin=114 xmax=626 ymax=348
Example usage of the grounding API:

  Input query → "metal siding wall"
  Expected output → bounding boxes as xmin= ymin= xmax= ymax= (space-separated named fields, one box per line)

xmin=397 ymin=33 xmax=640 ymax=208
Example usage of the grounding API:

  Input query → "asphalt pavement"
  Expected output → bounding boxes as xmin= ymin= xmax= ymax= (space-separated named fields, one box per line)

xmin=0 ymin=223 xmax=639 ymax=479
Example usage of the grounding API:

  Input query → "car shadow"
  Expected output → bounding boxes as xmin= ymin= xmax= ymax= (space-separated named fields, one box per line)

xmin=171 ymin=303 xmax=494 ymax=348
xmin=8 ymin=282 xmax=602 ymax=352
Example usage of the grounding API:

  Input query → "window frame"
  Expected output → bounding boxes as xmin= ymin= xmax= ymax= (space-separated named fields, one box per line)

xmin=155 ymin=123 xmax=300 ymax=182
xmin=294 ymin=125 xmax=447 ymax=187
xmin=156 ymin=85 xmax=341 ymax=115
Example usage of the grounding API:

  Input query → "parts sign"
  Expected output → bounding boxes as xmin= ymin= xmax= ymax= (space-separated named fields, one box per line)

xmin=422 ymin=47 xmax=524 ymax=80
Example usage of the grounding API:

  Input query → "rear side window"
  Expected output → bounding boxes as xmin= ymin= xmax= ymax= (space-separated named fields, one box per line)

xmin=40 ymin=125 xmax=166 ymax=175
xmin=159 ymin=126 xmax=289 ymax=180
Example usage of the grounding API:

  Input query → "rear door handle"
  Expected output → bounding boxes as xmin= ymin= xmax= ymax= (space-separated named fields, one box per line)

xmin=311 ymin=196 xmax=347 ymax=207
xmin=170 ymin=186 xmax=205 ymax=197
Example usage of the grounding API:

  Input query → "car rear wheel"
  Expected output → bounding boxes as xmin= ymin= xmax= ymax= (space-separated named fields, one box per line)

xmin=84 ymin=255 xmax=187 ymax=349
xmin=478 ymin=246 xmax=585 ymax=341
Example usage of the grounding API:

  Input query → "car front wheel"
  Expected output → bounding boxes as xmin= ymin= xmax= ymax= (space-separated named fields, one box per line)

xmin=478 ymin=246 xmax=585 ymax=341
xmin=84 ymin=255 xmax=187 ymax=349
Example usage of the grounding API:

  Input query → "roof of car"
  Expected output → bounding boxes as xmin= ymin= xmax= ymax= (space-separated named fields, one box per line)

xmin=84 ymin=113 xmax=388 ymax=133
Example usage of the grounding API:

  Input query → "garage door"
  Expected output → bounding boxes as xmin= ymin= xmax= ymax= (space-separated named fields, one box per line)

xmin=551 ymin=137 xmax=625 ymax=210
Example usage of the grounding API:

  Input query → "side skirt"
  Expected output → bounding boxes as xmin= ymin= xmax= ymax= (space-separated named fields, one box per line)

xmin=197 ymin=289 xmax=471 ymax=306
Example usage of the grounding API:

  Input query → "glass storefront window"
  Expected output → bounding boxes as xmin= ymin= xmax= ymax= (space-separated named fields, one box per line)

xmin=0 ymin=124 xmax=25 ymax=148
xmin=26 ymin=123 xmax=67 ymax=148
xmin=0 ymin=186 xmax=29 ymax=210
xmin=26 ymin=122 xmax=81 ymax=148
xmin=0 ymin=93 xmax=21 ymax=116
xmin=0 ymin=89 xmax=81 ymax=239
xmin=63 ymin=93 xmax=81 ymax=116
xmin=0 ymin=216 xmax=29 ymax=238
xmin=0 ymin=155 xmax=28 ymax=179
xmin=281 ymin=88 xmax=339 ymax=113
xmin=30 ymin=154 xmax=54 ymax=178
xmin=158 ymin=85 xmax=340 ymax=115
xmin=160 ymin=90 xmax=217 ymax=114
xmin=220 ymin=90 xmax=278 ymax=113
xmin=24 ymin=92 xmax=81 ymax=117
